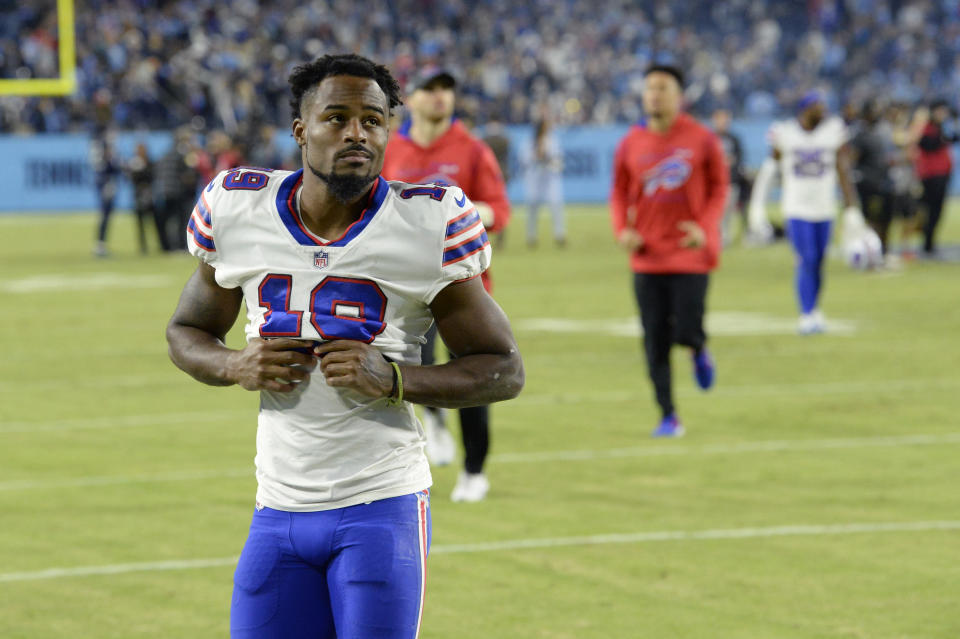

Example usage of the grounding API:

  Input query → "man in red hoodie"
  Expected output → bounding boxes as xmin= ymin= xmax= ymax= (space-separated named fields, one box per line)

xmin=610 ymin=64 xmax=728 ymax=438
xmin=382 ymin=68 xmax=510 ymax=501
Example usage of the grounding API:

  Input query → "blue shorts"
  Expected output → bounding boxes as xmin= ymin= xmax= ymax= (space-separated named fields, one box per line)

xmin=230 ymin=491 xmax=431 ymax=639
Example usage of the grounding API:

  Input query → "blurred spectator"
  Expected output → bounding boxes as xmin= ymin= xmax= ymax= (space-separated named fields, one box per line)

xmin=481 ymin=119 xmax=511 ymax=183
xmin=481 ymin=118 xmax=511 ymax=248
xmin=208 ymin=130 xmax=244 ymax=174
xmin=887 ymin=102 xmax=922 ymax=255
xmin=849 ymin=100 xmax=895 ymax=253
xmin=523 ymin=115 xmax=566 ymax=248
xmin=127 ymin=141 xmax=156 ymax=254
xmin=712 ymin=108 xmax=749 ymax=244
xmin=90 ymin=131 xmax=120 ymax=258
xmin=154 ymin=127 xmax=196 ymax=252
xmin=246 ymin=124 xmax=285 ymax=170
xmin=914 ymin=99 xmax=958 ymax=257
xmin=6 ymin=1 xmax=960 ymax=130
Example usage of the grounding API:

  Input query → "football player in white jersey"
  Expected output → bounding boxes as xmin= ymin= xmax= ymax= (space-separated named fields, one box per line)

xmin=166 ymin=54 xmax=524 ymax=639
xmin=748 ymin=91 xmax=865 ymax=334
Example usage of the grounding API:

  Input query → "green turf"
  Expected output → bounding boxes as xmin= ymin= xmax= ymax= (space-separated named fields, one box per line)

xmin=1 ymin=204 xmax=959 ymax=638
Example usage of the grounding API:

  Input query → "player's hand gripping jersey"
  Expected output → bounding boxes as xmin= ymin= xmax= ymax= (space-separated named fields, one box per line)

xmin=187 ymin=167 xmax=491 ymax=511
xmin=767 ymin=116 xmax=849 ymax=221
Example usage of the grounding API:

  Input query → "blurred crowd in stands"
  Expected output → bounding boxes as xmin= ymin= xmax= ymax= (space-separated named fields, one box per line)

xmin=5 ymin=0 xmax=960 ymax=135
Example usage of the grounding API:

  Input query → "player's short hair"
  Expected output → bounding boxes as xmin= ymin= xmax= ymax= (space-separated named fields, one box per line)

xmin=644 ymin=64 xmax=684 ymax=88
xmin=288 ymin=54 xmax=403 ymax=120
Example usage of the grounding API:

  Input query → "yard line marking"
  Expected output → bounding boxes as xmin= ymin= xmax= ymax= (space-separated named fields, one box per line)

xmin=0 ymin=410 xmax=250 ymax=433
xmin=0 ymin=557 xmax=241 ymax=583
xmin=0 ymin=469 xmax=252 ymax=491
xmin=512 ymin=377 xmax=960 ymax=405
xmin=2 ymin=432 xmax=959 ymax=492
xmin=0 ymin=273 xmax=172 ymax=294
xmin=490 ymin=432 xmax=960 ymax=463
xmin=4 ymin=378 xmax=958 ymax=432
xmin=2 ymin=520 xmax=958 ymax=582
xmin=0 ymin=374 xmax=185 ymax=393
xmin=516 ymin=313 xmax=857 ymax=337
xmin=430 ymin=520 xmax=960 ymax=554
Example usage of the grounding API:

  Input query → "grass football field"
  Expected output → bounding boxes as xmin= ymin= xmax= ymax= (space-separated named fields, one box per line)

xmin=1 ymin=205 xmax=958 ymax=638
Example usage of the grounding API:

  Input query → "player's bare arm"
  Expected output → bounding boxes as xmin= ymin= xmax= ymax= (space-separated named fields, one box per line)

xmin=166 ymin=262 xmax=316 ymax=392
xmin=835 ymin=143 xmax=859 ymax=210
xmin=314 ymin=276 xmax=523 ymax=407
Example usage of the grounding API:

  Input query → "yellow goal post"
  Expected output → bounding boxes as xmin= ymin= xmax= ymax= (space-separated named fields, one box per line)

xmin=0 ymin=0 xmax=76 ymax=96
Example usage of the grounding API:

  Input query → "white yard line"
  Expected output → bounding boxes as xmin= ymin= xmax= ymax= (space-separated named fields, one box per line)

xmin=0 ymin=468 xmax=252 ymax=492
xmin=0 ymin=375 xmax=186 ymax=393
xmin=431 ymin=520 xmax=960 ymax=554
xmin=2 ymin=520 xmax=957 ymax=583
xmin=511 ymin=377 xmax=960 ymax=405
xmin=515 ymin=312 xmax=858 ymax=337
xmin=0 ymin=410 xmax=250 ymax=433
xmin=0 ymin=273 xmax=172 ymax=293
xmin=490 ymin=432 xmax=960 ymax=463
xmin=2 ymin=432 xmax=958 ymax=492
xmin=4 ymin=378 xmax=957 ymax=432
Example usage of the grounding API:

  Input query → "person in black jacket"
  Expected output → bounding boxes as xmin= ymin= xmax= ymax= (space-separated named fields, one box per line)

xmin=712 ymin=108 xmax=750 ymax=245
xmin=850 ymin=101 xmax=895 ymax=254
xmin=127 ymin=142 xmax=158 ymax=254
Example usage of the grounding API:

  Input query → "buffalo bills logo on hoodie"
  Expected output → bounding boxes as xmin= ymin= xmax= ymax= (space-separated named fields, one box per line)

xmin=643 ymin=149 xmax=693 ymax=196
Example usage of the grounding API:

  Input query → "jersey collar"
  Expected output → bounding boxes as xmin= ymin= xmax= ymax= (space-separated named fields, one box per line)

xmin=274 ymin=169 xmax=390 ymax=247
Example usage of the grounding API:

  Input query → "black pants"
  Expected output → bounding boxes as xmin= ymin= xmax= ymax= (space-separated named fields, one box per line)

xmin=857 ymin=182 xmax=894 ymax=253
xmin=421 ymin=324 xmax=489 ymax=474
xmin=133 ymin=201 xmax=163 ymax=254
xmin=95 ymin=181 xmax=116 ymax=243
xmin=156 ymin=193 xmax=193 ymax=252
xmin=633 ymin=272 xmax=709 ymax=418
xmin=920 ymin=174 xmax=950 ymax=254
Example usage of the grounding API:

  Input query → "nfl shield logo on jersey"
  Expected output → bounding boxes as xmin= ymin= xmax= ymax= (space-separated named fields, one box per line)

xmin=313 ymin=250 xmax=329 ymax=269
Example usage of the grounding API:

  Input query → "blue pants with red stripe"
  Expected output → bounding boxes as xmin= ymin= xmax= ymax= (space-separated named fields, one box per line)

xmin=786 ymin=218 xmax=833 ymax=314
xmin=230 ymin=491 xmax=431 ymax=639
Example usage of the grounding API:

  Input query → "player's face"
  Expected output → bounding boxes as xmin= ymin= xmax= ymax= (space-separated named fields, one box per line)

xmin=408 ymin=84 xmax=455 ymax=123
xmin=805 ymin=102 xmax=826 ymax=126
xmin=641 ymin=72 xmax=682 ymax=120
xmin=293 ymin=75 xmax=389 ymax=182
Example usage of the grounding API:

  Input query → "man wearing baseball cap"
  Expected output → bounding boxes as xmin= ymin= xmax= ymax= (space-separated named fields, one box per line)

xmin=382 ymin=66 xmax=511 ymax=502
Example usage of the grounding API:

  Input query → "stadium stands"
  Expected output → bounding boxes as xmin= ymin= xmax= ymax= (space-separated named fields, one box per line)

xmin=3 ymin=0 xmax=960 ymax=133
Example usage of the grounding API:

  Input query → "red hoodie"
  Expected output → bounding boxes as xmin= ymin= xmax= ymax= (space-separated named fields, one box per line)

xmin=382 ymin=120 xmax=510 ymax=292
xmin=610 ymin=113 xmax=728 ymax=274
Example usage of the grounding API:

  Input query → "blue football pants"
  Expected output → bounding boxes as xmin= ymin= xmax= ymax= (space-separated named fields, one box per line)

xmin=786 ymin=218 xmax=833 ymax=314
xmin=230 ymin=491 xmax=431 ymax=639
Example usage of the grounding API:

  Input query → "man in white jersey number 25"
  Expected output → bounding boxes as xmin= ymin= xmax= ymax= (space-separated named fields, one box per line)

xmin=166 ymin=54 xmax=524 ymax=639
xmin=748 ymin=90 xmax=868 ymax=335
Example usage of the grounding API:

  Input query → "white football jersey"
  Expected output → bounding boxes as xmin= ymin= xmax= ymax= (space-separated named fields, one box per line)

xmin=187 ymin=168 xmax=491 ymax=511
xmin=767 ymin=116 xmax=849 ymax=221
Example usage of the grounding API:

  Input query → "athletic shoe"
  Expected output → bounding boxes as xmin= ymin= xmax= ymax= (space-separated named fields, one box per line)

xmin=692 ymin=348 xmax=715 ymax=390
xmin=652 ymin=414 xmax=685 ymax=438
xmin=798 ymin=310 xmax=826 ymax=335
xmin=451 ymin=472 xmax=489 ymax=502
xmin=422 ymin=408 xmax=455 ymax=466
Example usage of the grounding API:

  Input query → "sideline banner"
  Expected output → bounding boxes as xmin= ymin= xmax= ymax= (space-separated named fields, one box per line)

xmin=2 ymin=121 xmax=956 ymax=211
xmin=0 ymin=132 xmax=172 ymax=211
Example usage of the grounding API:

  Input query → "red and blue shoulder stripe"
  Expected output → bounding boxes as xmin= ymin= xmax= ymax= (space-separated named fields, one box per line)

xmin=443 ymin=208 xmax=488 ymax=267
